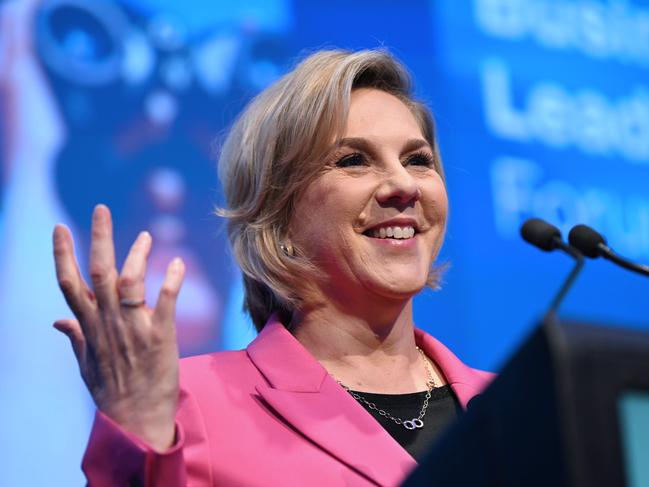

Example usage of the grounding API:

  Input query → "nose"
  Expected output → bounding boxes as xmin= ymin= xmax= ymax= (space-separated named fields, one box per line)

xmin=375 ymin=162 xmax=421 ymax=206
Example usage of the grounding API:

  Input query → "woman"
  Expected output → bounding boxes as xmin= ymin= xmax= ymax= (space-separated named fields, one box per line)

xmin=53 ymin=49 xmax=493 ymax=486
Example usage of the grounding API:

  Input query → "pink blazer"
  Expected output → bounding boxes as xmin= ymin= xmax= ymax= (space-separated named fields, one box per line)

xmin=82 ymin=316 xmax=494 ymax=486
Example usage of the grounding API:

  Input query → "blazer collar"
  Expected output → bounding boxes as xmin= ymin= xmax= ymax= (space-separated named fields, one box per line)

xmin=413 ymin=328 xmax=492 ymax=409
xmin=246 ymin=315 xmax=490 ymax=486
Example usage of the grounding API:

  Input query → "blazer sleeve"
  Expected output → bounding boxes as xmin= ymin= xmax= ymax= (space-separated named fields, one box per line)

xmin=81 ymin=388 xmax=212 ymax=486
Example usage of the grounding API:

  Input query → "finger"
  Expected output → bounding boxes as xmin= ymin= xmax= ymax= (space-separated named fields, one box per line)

xmin=89 ymin=204 xmax=119 ymax=310
xmin=53 ymin=319 xmax=86 ymax=362
xmin=118 ymin=231 xmax=152 ymax=306
xmin=153 ymin=258 xmax=185 ymax=327
xmin=53 ymin=224 xmax=96 ymax=321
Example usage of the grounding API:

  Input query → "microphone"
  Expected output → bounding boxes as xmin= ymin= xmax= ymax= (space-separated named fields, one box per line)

xmin=520 ymin=218 xmax=584 ymax=320
xmin=520 ymin=218 xmax=583 ymax=260
xmin=568 ymin=224 xmax=649 ymax=278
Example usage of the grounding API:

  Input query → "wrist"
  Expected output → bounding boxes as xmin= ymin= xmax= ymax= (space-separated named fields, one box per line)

xmin=100 ymin=403 xmax=178 ymax=452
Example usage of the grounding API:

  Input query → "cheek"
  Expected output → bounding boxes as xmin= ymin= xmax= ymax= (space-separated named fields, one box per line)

xmin=438 ymin=190 xmax=449 ymax=223
xmin=291 ymin=182 xmax=353 ymax=252
xmin=303 ymin=174 xmax=368 ymax=222
xmin=422 ymin=180 xmax=448 ymax=222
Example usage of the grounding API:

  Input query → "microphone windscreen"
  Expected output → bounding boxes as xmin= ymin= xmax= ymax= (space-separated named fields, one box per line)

xmin=568 ymin=224 xmax=606 ymax=258
xmin=520 ymin=218 xmax=561 ymax=251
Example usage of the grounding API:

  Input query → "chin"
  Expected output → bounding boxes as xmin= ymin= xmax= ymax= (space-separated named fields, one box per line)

xmin=362 ymin=273 xmax=428 ymax=301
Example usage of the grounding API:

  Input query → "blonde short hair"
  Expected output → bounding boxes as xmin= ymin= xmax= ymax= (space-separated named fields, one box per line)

xmin=217 ymin=49 xmax=445 ymax=331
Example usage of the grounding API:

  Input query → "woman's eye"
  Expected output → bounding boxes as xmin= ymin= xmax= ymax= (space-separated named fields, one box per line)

xmin=336 ymin=153 xmax=366 ymax=168
xmin=406 ymin=152 xmax=435 ymax=167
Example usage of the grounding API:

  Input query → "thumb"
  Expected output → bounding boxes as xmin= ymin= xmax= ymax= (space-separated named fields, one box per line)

xmin=153 ymin=257 xmax=185 ymax=328
xmin=53 ymin=319 xmax=86 ymax=360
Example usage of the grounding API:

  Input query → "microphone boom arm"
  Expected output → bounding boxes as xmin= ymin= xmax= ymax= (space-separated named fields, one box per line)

xmin=599 ymin=243 xmax=649 ymax=277
xmin=545 ymin=238 xmax=585 ymax=321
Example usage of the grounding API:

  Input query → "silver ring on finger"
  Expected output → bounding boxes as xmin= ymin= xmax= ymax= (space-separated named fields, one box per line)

xmin=119 ymin=298 xmax=146 ymax=308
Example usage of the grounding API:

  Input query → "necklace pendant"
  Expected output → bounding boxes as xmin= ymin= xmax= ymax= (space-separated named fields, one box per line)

xmin=403 ymin=418 xmax=424 ymax=430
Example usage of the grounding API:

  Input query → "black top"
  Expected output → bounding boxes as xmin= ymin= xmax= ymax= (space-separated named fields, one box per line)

xmin=348 ymin=385 xmax=461 ymax=462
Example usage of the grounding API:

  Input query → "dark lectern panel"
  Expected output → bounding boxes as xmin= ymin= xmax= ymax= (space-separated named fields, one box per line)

xmin=403 ymin=320 xmax=649 ymax=487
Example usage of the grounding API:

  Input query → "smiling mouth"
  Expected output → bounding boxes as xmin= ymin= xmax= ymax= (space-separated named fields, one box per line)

xmin=363 ymin=225 xmax=417 ymax=240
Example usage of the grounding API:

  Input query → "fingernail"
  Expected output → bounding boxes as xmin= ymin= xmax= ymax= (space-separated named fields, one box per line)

xmin=93 ymin=204 xmax=109 ymax=220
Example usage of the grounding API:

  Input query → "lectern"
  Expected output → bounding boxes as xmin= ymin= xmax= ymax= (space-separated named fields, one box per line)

xmin=404 ymin=319 xmax=649 ymax=487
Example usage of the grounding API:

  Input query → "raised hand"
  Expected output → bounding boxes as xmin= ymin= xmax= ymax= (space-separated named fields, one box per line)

xmin=53 ymin=204 xmax=185 ymax=451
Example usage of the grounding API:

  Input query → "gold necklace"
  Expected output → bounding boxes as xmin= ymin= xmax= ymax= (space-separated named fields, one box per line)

xmin=336 ymin=347 xmax=436 ymax=430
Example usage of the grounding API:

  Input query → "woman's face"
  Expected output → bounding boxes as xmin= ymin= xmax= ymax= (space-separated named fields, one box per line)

xmin=290 ymin=88 xmax=448 ymax=304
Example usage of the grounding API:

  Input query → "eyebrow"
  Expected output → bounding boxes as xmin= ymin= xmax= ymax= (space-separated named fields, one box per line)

xmin=337 ymin=137 xmax=433 ymax=155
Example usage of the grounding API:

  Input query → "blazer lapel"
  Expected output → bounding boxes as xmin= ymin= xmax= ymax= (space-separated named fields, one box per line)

xmin=247 ymin=318 xmax=417 ymax=486
xmin=414 ymin=328 xmax=494 ymax=409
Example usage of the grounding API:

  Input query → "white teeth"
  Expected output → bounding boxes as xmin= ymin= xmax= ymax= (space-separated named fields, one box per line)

xmin=368 ymin=226 xmax=416 ymax=240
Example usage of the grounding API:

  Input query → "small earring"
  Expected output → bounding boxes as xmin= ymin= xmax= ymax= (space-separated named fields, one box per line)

xmin=280 ymin=242 xmax=294 ymax=256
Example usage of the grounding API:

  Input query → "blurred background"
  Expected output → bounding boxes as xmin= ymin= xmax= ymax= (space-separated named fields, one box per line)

xmin=0 ymin=0 xmax=647 ymax=483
